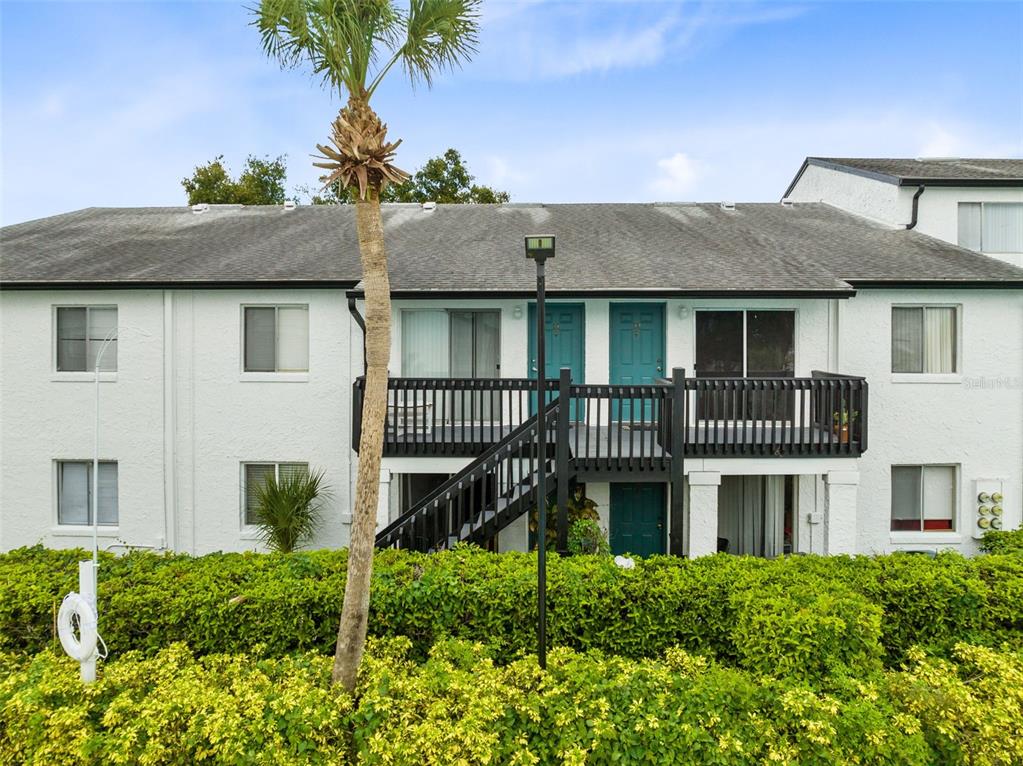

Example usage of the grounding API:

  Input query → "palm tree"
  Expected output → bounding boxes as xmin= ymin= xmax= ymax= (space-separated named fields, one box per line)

xmin=254 ymin=0 xmax=480 ymax=691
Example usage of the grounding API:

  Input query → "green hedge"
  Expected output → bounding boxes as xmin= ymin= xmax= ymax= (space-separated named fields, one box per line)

xmin=2 ymin=546 xmax=1022 ymax=680
xmin=2 ymin=641 xmax=1021 ymax=765
xmin=981 ymin=529 xmax=1023 ymax=555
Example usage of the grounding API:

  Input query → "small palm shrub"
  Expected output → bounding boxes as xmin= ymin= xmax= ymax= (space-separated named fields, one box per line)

xmin=253 ymin=468 xmax=329 ymax=553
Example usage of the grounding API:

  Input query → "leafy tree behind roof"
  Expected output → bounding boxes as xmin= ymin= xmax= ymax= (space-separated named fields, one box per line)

xmin=182 ymin=155 xmax=288 ymax=205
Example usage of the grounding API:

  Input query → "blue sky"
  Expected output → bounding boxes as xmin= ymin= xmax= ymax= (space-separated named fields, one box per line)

xmin=2 ymin=1 xmax=1021 ymax=224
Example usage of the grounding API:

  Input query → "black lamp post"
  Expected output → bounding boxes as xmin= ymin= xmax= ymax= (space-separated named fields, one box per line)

xmin=525 ymin=234 xmax=554 ymax=670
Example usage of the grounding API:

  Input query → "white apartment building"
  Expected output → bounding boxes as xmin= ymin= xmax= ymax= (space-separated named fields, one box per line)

xmin=2 ymin=159 xmax=1022 ymax=558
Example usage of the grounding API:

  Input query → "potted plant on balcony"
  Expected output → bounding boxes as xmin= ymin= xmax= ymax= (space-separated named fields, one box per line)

xmin=832 ymin=408 xmax=859 ymax=444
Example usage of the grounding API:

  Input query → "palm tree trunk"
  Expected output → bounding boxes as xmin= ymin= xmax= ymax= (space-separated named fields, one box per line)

xmin=333 ymin=189 xmax=390 ymax=691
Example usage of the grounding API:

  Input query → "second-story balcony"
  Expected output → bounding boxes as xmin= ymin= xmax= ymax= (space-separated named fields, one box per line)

xmin=353 ymin=371 xmax=868 ymax=470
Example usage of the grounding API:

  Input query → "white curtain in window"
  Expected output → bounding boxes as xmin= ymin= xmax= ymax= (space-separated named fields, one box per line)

xmin=401 ymin=310 xmax=449 ymax=377
xmin=762 ymin=475 xmax=786 ymax=558
xmin=718 ymin=476 xmax=784 ymax=556
xmin=891 ymin=465 xmax=922 ymax=530
xmin=245 ymin=308 xmax=276 ymax=372
xmin=923 ymin=307 xmax=956 ymax=373
xmin=97 ymin=462 xmax=118 ymax=525
xmin=922 ymin=465 xmax=956 ymax=530
xmin=891 ymin=307 xmax=923 ymax=373
xmin=88 ymin=308 xmax=118 ymax=372
xmin=982 ymin=203 xmax=1023 ymax=253
xmin=957 ymin=202 xmax=982 ymax=250
xmin=277 ymin=307 xmax=309 ymax=372
xmin=59 ymin=462 xmax=90 ymax=524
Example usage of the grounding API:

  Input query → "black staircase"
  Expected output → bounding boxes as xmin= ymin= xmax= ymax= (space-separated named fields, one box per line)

xmin=375 ymin=403 xmax=569 ymax=551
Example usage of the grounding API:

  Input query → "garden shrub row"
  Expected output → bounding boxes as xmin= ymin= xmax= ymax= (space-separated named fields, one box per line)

xmin=2 ymin=545 xmax=1022 ymax=681
xmin=980 ymin=528 xmax=1023 ymax=555
xmin=2 ymin=640 xmax=1021 ymax=765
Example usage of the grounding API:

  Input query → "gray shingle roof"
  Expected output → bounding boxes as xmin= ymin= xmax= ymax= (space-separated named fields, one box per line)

xmin=3 ymin=202 xmax=1022 ymax=293
xmin=794 ymin=157 xmax=1023 ymax=190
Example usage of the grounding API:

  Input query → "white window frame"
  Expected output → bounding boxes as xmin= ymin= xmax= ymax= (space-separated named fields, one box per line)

xmin=54 ymin=459 xmax=119 ymax=530
xmin=958 ymin=201 xmax=1023 ymax=253
xmin=890 ymin=303 xmax=962 ymax=383
xmin=240 ymin=461 xmax=310 ymax=530
xmin=889 ymin=463 xmax=961 ymax=544
xmin=52 ymin=305 xmax=119 ymax=380
xmin=240 ymin=304 xmax=310 ymax=380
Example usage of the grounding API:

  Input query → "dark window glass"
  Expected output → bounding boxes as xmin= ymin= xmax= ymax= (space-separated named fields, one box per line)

xmin=695 ymin=311 xmax=743 ymax=376
xmin=747 ymin=311 xmax=795 ymax=377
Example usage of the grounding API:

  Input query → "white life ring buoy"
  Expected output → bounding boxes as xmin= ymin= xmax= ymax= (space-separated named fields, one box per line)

xmin=58 ymin=592 xmax=98 ymax=662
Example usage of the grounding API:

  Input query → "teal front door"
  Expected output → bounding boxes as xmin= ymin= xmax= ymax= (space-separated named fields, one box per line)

xmin=528 ymin=303 xmax=584 ymax=417
xmin=609 ymin=303 xmax=665 ymax=420
xmin=610 ymin=483 xmax=666 ymax=556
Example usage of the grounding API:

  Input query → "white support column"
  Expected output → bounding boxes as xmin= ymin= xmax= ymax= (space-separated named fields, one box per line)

xmin=824 ymin=470 xmax=859 ymax=555
xmin=687 ymin=471 xmax=721 ymax=558
xmin=377 ymin=469 xmax=392 ymax=531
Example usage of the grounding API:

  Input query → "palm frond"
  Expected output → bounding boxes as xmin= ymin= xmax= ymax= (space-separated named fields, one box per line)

xmin=253 ymin=0 xmax=402 ymax=97
xmin=370 ymin=0 xmax=480 ymax=95
xmin=252 ymin=467 xmax=331 ymax=553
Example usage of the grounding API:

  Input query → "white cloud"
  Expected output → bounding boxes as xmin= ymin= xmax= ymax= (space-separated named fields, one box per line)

xmin=649 ymin=152 xmax=700 ymax=197
xmin=474 ymin=1 xmax=808 ymax=80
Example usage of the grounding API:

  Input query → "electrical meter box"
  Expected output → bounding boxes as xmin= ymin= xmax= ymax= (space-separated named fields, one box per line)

xmin=973 ymin=479 xmax=1005 ymax=540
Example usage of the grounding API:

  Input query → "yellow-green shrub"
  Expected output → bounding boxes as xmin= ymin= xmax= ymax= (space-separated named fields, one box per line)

xmin=889 ymin=644 xmax=1023 ymax=766
xmin=0 ymin=646 xmax=352 ymax=765
xmin=3 ymin=641 xmax=1022 ymax=765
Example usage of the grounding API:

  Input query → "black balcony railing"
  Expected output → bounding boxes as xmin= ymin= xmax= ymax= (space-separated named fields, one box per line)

xmin=352 ymin=370 xmax=868 ymax=462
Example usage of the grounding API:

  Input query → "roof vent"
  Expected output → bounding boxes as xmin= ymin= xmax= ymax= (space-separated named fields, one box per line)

xmin=191 ymin=203 xmax=209 ymax=214
xmin=283 ymin=200 xmax=297 ymax=211
xmin=422 ymin=201 xmax=436 ymax=211
xmin=719 ymin=201 xmax=736 ymax=211
xmin=780 ymin=197 xmax=794 ymax=207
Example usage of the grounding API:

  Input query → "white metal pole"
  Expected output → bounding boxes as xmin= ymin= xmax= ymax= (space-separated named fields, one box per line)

xmin=91 ymin=330 xmax=117 ymax=605
xmin=93 ymin=351 xmax=100 ymax=572
xmin=78 ymin=560 xmax=97 ymax=682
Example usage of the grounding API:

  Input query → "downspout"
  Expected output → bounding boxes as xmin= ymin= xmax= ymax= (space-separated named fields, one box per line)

xmin=347 ymin=296 xmax=367 ymax=375
xmin=905 ymin=185 xmax=925 ymax=229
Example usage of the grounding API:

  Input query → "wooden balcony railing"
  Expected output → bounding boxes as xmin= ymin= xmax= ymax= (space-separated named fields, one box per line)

xmin=352 ymin=369 xmax=868 ymax=463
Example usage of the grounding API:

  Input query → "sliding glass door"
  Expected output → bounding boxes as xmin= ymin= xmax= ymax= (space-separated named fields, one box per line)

xmin=695 ymin=310 xmax=795 ymax=420
xmin=401 ymin=309 xmax=501 ymax=421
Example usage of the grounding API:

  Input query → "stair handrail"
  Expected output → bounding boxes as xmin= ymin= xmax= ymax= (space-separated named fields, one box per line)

xmin=375 ymin=401 xmax=561 ymax=547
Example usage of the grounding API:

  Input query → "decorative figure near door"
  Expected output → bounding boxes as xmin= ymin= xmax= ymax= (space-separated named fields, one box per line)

xmin=632 ymin=321 xmax=642 ymax=338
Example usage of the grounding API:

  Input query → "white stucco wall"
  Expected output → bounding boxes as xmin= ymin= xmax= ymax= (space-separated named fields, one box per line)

xmin=4 ymin=285 xmax=1019 ymax=558
xmin=838 ymin=288 xmax=1023 ymax=555
xmin=788 ymin=164 xmax=1023 ymax=267
xmin=0 ymin=288 xmax=353 ymax=554
xmin=788 ymin=164 xmax=906 ymax=226
xmin=912 ymin=187 xmax=1023 ymax=269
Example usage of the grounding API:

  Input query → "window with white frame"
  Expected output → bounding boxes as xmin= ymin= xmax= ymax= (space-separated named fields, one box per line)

xmin=56 ymin=306 xmax=118 ymax=372
xmin=891 ymin=465 xmax=957 ymax=532
xmin=891 ymin=306 xmax=958 ymax=374
xmin=242 ymin=462 xmax=309 ymax=525
xmin=243 ymin=306 xmax=309 ymax=372
xmin=958 ymin=202 xmax=1023 ymax=253
xmin=57 ymin=461 xmax=118 ymax=525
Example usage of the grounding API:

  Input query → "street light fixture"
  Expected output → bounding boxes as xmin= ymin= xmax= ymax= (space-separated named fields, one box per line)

xmin=525 ymin=234 xmax=554 ymax=670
